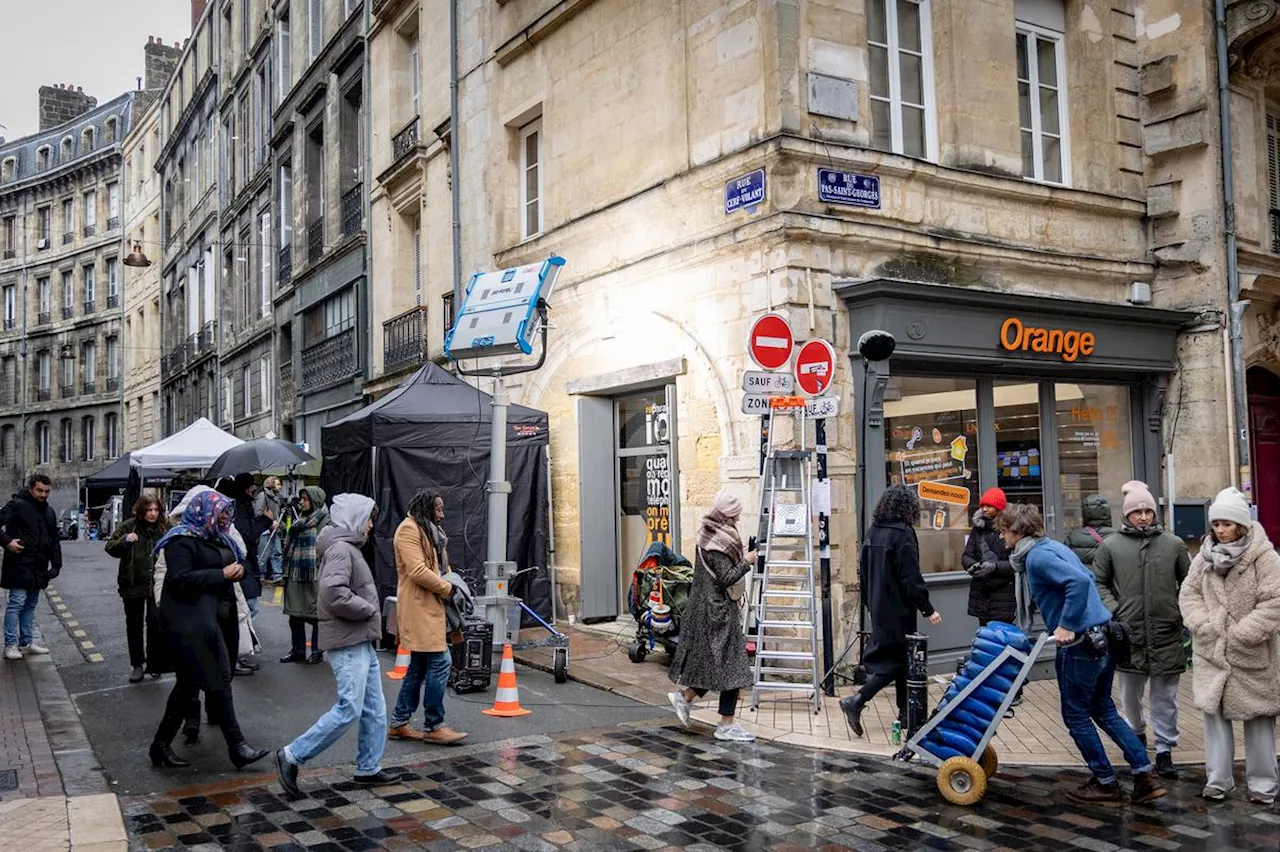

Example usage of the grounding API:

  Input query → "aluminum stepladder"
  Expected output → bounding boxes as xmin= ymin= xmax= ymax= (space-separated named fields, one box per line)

xmin=745 ymin=401 xmax=821 ymax=713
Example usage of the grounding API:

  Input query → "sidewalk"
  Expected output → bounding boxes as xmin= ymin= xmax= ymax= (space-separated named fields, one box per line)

xmin=0 ymin=588 xmax=128 ymax=852
xmin=519 ymin=621 xmax=1280 ymax=768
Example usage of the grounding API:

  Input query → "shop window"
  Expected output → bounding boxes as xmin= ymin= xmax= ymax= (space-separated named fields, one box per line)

xmin=616 ymin=387 xmax=676 ymax=602
xmin=1056 ymin=383 xmax=1133 ymax=533
xmin=883 ymin=376 xmax=978 ymax=575
xmin=993 ymin=380 xmax=1044 ymax=516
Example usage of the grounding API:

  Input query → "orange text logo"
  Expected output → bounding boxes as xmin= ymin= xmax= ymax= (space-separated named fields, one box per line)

xmin=999 ymin=317 xmax=1095 ymax=362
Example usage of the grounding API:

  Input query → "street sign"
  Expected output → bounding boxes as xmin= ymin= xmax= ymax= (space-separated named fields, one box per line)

xmin=741 ymin=394 xmax=772 ymax=415
xmin=818 ymin=169 xmax=881 ymax=209
xmin=742 ymin=371 xmax=794 ymax=394
xmin=805 ymin=396 xmax=839 ymax=418
xmin=725 ymin=168 xmax=766 ymax=214
xmin=794 ymin=338 xmax=837 ymax=396
xmin=747 ymin=312 xmax=794 ymax=371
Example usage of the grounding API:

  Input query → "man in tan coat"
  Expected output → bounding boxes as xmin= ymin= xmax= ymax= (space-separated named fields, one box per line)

xmin=387 ymin=492 xmax=466 ymax=745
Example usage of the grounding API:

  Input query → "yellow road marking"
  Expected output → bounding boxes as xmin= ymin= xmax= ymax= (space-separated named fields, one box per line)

xmin=54 ymin=604 xmax=67 ymax=612
xmin=79 ymin=640 xmax=94 ymax=649
xmin=88 ymin=653 xmax=103 ymax=663
xmin=273 ymin=585 xmax=284 ymax=605
xmin=72 ymin=630 xmax=86 ymax=638
xmin=64 ymin=620 xmax=78 ymax=627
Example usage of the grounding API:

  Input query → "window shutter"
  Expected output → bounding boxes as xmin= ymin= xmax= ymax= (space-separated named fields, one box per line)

xmin=1269 ymin=114 xmax=1279 ymax=210
xmin=281 ymin=168 xmax=293 ymax=244
xmin=309 ymin=0 xmax=322 ymax=58
xmin=410 ymin=39 xmax=421 ymax=116
xmin=413 ymin=219 xmax=422 ymax=306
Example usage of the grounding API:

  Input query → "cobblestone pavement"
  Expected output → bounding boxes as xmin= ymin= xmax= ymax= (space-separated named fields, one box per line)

xmin=121 ymin=722 xmax=1280 ymax=852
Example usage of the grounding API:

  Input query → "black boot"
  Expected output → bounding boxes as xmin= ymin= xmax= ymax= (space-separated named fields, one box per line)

xmin=279 ymin=651 xmax=307 ymax=663
xmin=1155 ymin=751 xmax=1179 ymax=779
xmin=839 ymin=695 xmax=866 ymax=738
xmin=182 ymin=722 xmax=200 ymax=745
xmin=149 ymin=741 xmax=191 ymax=768
xmin=229 ymin=741 xmax=270 ymax=769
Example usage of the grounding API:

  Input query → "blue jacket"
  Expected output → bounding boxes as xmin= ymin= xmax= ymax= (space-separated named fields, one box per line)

xmin=1023 ymin=537 xmax=1112 ymax=634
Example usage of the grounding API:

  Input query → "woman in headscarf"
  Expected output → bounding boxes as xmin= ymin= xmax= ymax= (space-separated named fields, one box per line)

xmin=839 ymin=485 xmax=941 ymax=738
xmin=280 ymin=486 xmax=331 ymax=664
xmin=148 ymin=490 xmax=268 ymax=770
xmin=105 ymin=494 xmax=168 ymax=684
xmin=666 ymin=492 xmax=757 ymax=743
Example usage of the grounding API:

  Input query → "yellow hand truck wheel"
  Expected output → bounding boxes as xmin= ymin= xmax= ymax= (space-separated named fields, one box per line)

xmin=937 ymin=756 xmax=987 ymax=806
xmin=980 ymin=744 xmax=998 ymax=779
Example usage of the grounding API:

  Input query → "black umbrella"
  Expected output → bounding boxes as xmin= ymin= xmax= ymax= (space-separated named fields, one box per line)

xmin=205 ymin=438 xmax=315 ymax=479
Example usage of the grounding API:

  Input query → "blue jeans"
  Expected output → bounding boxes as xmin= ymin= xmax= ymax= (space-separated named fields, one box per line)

xmin=284 ymin=641 xmax=386 ymax=775
xmin=1056 ymin=643 xmax=1153 ymax=784
xmin=390 ymin=651 xmax=452 ymax=730
xmin=245 ymin=596 xmax=260 ymax=618
xmin=257 ymin=531 xmax=282 ymax=581
xmin=4 ymin=588 xmax=40 ymax=648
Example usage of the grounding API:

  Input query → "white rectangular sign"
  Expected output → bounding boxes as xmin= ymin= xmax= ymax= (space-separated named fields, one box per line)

xmin=805 ymin=396 xmax=840 ymax=418
xmin=742 ymin=371 xmax=794 ymax=393
xmin=741 ymin=394 xmax=773 ymax=415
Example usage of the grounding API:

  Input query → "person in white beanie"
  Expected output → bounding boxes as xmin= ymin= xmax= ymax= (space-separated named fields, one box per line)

xmin=1179 ymin=487 xmax=1280 ymax=804
xmin=1091 ymin=479 xmax=1189 ymax=780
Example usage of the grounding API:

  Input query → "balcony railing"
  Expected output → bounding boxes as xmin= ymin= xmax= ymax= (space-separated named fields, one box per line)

xmin=83 ymin=380 xmax=95 ymax=395
xmin=159 ymin=354 xmax=169 ymax=376
xmin=84 ymin=300 xmax=95 ymax=314
xmin=83 ymin=224 xmax=95 ymax=237
xmin=198 ymin=321 xmax=218 ymax=355
xmin=37 ymin=388 xmax=50 ymax=402
xmin=307 ymin=218 xmax=324 ymax=264
xmin=1271 ymin=209 xmax=1280 ymax=254
xmin=279 ymin=360 xmax=295 ymax=420
xmin=62 ymin=306 xmax=73 ymax=320
xmin=107 ymin=216 xmax=119 ymax=230
xmin=278 ymin=244 xmax=293 ymax=284
xmin=37 ymin=311 xmax=49 ymax=325
xmin=392 ymin=117 xmax=419 ymax=163
xmin=299 ymin=328 xmax=358 ymax=394
xmin=167 ymin=340 xmax=189 ymax=371
xmin=383 ymin=306 xmax=427 ymax=375
xmin=106 ymin=375 xmax=119 ymax=392
xmin=63 ymin=232 xmax=73 ymax=245
xmin=3 ymin=318 xmax=14 ymax=330
xmin=341 ymin=184 xmax=362 ymax=237
xmin=60 ymin=383 xmax=74 ymax=398
xmin=107 ymin=294 xmax=119 ymax=309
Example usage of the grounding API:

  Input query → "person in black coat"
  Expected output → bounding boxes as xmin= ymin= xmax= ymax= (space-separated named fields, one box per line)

xmin=1 ymin=474 xmax=62 ymax=657
xmin=148 ymin=490 xmax=267 ymax=771
xmin=220 ymin=474 xmax=269 ymax=673
xmin=840 ymin=485 xmax=941 ymax=737
xmin=961 ymin=487 xmax=1016 ymax=625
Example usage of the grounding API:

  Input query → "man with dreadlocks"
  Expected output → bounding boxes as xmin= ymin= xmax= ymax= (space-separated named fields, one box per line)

xmin=386 ymin=490 xmax=467 ymax=745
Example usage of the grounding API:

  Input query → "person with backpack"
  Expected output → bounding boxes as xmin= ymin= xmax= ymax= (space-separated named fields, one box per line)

xmin=1065 ymin=495 xmax=1117 ymax=567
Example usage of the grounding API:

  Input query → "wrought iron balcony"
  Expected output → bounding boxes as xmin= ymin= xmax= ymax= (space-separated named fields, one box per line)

xmin=37 ymin=311 xmax=49 ymax=325
xmin=83 ymin=380 xmax=95 ymax=395
xmin=1272 ymin=209 xmax=1280 ymax=254
xmin=84 ymin=300 xmax=95 ymax=314
xmin=159 ymin=354 xmax=169 ymax=375
xmin=3 ymin=318 xmax=14 ymax=330
xmin=341 ymin=184 xmax=362 ymax=237
xmin=198 ymin=321 xmax=218 ymax=355
xmin=307 ymin=218 xmax=324 ymax=264
xmin=63 ymin=232 xmax=73 ymax=245
xmin=62 ymin=306 xmax=73 ymax=320
xmin=383 ymin=306 xmax=427 ymax=375
xmin=392 ymin=117 xmax=419 ymax=163
xmin=107 ymin=294 xmax=119 ymax=309
xmin=37 ymin=388 xmax=50 ymax=402
xmin=299 ymin=328 xmax=358 ymax=394
xmin=106 ymin=375 xmax=120 ymax=392
xmin=279 ymin=360 xmax=295 ymax=419
xmin=278 ymin=244 xmax=293 ymax=284
xmin=60 ymin=383 xmax=74 ymax=398
xmin=107 ymin=216 xmax=119 ymax=230
xmin=83 ymin=224 xmax=95 ymax=237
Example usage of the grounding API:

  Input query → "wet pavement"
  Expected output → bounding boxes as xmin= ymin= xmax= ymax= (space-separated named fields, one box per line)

xmin=121 ymin=722 xmax=1280 ymax=852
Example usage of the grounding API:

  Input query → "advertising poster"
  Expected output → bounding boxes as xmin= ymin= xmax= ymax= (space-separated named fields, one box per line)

xmin=644 ymin=454 xmax=671 ymax=547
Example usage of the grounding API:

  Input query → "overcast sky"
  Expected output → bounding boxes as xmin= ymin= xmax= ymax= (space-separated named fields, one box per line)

xmin=0 ymin=0 xmax=192 ymax=142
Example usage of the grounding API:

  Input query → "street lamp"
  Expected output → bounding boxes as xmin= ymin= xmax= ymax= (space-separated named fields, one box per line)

xmin=853 ymin=329 xmax=895 ymax=685
xmin=123 ymin=243 xmax=151 ymax=268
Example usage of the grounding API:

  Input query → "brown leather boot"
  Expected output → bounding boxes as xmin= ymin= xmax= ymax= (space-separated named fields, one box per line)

xmin=423 ymin=726 xmax=468 ymax=745
xmin=387 ymin=724 xmax=426 ymax=741
xmin=1131 ymin=771 xmax=1168 ymax=804
xmin=1065 ymin=777 xmax=1124 ymax=807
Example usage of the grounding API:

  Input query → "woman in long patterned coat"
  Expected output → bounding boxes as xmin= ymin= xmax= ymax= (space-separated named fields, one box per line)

xmin=280 ymin=487 xmax=331 ymax=664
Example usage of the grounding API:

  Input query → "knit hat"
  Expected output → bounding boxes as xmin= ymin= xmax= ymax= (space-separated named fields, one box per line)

xmin=979 ymin=488 xmax=1007 ymax=511
xmin=1121 ymin=480 xmax=1157 ymax=518
xmin=1208 ymin=487 xmax=1252 ymax=528
xmin=713 ymin=492 xmax=742 ymax=520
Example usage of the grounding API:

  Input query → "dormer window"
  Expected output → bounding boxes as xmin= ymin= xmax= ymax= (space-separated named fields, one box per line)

xmin=82 ymin=127 xmax=96 ymax=151
xmin=103 ymin=118 xmax=117 ymax=145
xmin=60 ymin=136 xmax=74 ymax=162
xmin=36 ymin=146 xmax=51 ymax=170
xmin=0 ymin=157 xmax=14 ymax=182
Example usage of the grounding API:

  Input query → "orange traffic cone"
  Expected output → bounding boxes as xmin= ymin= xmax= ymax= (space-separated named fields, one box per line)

xmin=386 ymin=646 xmax=411 ymax=680
xmin=482 ymin=643 xmax=532 ymax=717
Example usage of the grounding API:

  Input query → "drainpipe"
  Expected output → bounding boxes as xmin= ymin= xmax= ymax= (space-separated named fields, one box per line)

xmin=363 ymin=0 xmax=373 ymax=387
xmin=449 ymin=0 xmax=462 ymax=311
xmin=1215 ymin=0 xmax=1252 ymax=486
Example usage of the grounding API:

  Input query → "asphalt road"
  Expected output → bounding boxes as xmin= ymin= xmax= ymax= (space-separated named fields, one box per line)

xmin=39 ymin=541 xmax=659 ymax=796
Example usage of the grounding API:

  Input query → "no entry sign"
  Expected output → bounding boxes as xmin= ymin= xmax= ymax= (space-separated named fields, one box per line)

xmin=794 ymin=338 xmax=836 ymax=396
xmin=747 ymin=313 xmax=794 ymax=371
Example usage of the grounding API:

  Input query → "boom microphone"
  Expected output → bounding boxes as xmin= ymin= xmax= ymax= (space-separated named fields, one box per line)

xmin=857 ymin=329 xmax=896 ymax=362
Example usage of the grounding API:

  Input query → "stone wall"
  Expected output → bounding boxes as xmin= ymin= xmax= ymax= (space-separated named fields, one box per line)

xmin=38 ymin=85 xmax=97 ymax=132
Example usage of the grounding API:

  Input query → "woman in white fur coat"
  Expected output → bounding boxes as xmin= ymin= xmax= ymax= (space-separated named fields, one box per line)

xmin=1179 ymin=486 xmax=1280 ymax=804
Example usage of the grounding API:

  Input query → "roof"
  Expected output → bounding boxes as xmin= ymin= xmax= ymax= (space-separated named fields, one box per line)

xmin=0 ymin=92 xmax=136 ymax=191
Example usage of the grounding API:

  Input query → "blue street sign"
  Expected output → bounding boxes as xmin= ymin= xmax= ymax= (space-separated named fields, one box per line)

xmin=724 ymin=169 xmax=766 ymax=214
xmin=818 ymin=169 xmax=881 ymax=209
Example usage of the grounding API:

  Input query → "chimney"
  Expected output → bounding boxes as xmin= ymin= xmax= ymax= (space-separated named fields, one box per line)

xmin=191 ymin=0 xmax=207 ymax=32
xmin=143 ymin=38 xmax=184 ymax=90
xmin=37 ymin=84 xmax=97 ymax=131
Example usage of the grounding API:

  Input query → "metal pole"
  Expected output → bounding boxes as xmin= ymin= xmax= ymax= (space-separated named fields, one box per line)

xmin=816 ymin=416 xmax=834 ymax=695
xmin=486 ymin=372 xmax=510 ymax=568
xmin=448 ymin=0 xmax=463 ymax=311
xmin=853 ymin=361 xmax=870 ymax=684
xmin=905 ymin=632 xmax=929 ymax=740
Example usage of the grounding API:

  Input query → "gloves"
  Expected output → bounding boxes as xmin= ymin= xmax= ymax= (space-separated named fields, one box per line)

xmin=970 ymin=561 xmax=997 ymax=580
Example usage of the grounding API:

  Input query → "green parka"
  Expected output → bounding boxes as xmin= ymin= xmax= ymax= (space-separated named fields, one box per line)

xmin=1063 ymin=495 xmax=1116 ymax=567
xmin=1091 ymin=522 xmax=1190 ymax=676
xmin=105 ymin=516 xmax=168 ymax=599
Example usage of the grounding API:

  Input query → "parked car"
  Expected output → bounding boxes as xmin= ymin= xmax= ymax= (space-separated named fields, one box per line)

xmin=58 ymin=508 xmax=79 ymax=541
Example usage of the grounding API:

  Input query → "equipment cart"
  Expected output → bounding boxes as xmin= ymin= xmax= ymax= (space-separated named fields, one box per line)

xmin=897 ymin=630 xmax=1052 ymax=806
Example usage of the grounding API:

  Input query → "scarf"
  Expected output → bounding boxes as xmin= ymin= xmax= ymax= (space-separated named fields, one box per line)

xmin=153 ymin=490 xmax=246 ymax=562
xmin=427 ymin=519 xmax=451 ymax=573
xmin=695 ymin=507 xmax=743 ymax=564
xmin=1009 ymin=535 xmax=1036 ymax=631
xmin=1203 ymin=532 xmax=1251 ymax=576
xmin=285 ymin=487 xmax=330 ymax=583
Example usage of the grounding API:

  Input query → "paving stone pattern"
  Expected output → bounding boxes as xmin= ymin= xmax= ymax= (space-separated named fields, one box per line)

xmin=0 ymin=655 xmax=63 ymax=801
xmin=122 ymin=724 xmax=1280 ymax=852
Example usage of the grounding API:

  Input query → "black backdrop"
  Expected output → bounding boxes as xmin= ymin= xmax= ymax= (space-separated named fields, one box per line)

xmin=320 ymin=363 xmax=551 ymax=622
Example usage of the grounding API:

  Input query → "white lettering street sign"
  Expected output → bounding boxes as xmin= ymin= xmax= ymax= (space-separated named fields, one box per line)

xmin=805 ymin=396 xmax=840 ymax=418
xmin=741 ymin=394 xmax=773 ymax=415
xmin=742 ymin=371 xmax=794 ymax=394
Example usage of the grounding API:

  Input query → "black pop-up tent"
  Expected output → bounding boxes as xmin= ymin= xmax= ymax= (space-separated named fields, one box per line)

xmin=85 ymin=453 xmax=176 ymax=489
xmin=320 ymin=362 xmax=552 ymax=621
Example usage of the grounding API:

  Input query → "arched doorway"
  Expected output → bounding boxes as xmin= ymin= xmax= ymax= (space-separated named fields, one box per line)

xmin=1248 ymin=366 xmax=1280 ymax=544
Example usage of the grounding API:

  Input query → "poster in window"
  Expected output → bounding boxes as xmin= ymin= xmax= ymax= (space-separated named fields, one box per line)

xmin=645 ymin=454 xmax=671 ymax=547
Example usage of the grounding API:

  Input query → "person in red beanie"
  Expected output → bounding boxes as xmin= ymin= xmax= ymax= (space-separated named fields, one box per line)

xmin=962 ymin=488 xmax=1016 ymax=626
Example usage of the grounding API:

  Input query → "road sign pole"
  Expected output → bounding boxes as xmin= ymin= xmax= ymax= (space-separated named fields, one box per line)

xmin=816 ymin=416 xmax=834 ymax=696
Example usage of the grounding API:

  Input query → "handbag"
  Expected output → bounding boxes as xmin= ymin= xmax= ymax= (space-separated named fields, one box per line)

xmin=699 ymin=548 xmax=746 ymax=602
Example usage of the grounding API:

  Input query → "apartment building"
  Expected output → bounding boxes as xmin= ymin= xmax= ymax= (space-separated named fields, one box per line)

xmin=0 ymin=39 xmax=178 ymax=508
xmin=363 ymin=0 xmax=1276 ymax=666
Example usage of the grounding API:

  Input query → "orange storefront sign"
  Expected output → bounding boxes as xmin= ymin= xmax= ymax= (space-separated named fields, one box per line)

xmin=999 ymin=316 xmax=1095 ymax=363
xmin=918 ymin=480 xmax=971 ymax=506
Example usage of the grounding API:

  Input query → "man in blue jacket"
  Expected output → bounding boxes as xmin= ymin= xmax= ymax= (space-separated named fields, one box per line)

xmin=998 ymin=503 xmax=1165 ymax=807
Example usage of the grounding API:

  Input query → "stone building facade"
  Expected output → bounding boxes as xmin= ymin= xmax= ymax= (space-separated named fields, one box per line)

xmin=0 ymin=39 xmax=179 ymax=511
xmin=362 ymin=0 xmax=1258 ymax=666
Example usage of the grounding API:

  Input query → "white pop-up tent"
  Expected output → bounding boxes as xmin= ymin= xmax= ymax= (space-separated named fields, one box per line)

xmin=130 ymin=417 xmax=244 ymax=470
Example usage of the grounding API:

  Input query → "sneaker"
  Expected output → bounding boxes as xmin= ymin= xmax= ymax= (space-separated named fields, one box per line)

xmin=1131 ymin=771 xmax=1167 ymax=805
xmin=1250 ymin=791 xmax=1276 ymax=805
xmin=1202 ymin=786 xmax=1230 ymax=801
xmin=353 ymin=768 xmax=402 ymax=786
xmin=3 ymin=646 xmax=21 ymax=661
xmin=668 ymin=691 xmax=692 ymax=728
xmin=20 ymin=643 xmax=49 ymax=655
xmin=387 ymin=724 xmax=427 ymax=741
xmin=1155 ymin=751 xmax=1179 ymax=780
xmin=1065 ymin=777 xmax=1124 ymax=808
xmin=713 ymin=723 xmax=756 ymax=743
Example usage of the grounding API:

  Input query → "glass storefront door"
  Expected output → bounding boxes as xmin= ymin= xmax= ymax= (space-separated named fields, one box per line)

xmin=1055 ymin=383 xmax=1134 ymax=536
xmin=615 ymin=387 xmax=678 ymax=611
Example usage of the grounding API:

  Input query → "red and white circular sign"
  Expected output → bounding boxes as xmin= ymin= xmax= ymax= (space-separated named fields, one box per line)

xmin=794 ymin=338 xmax=837 ymax=396
xmin=747 ymin=313 xmax=795 ymax=371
